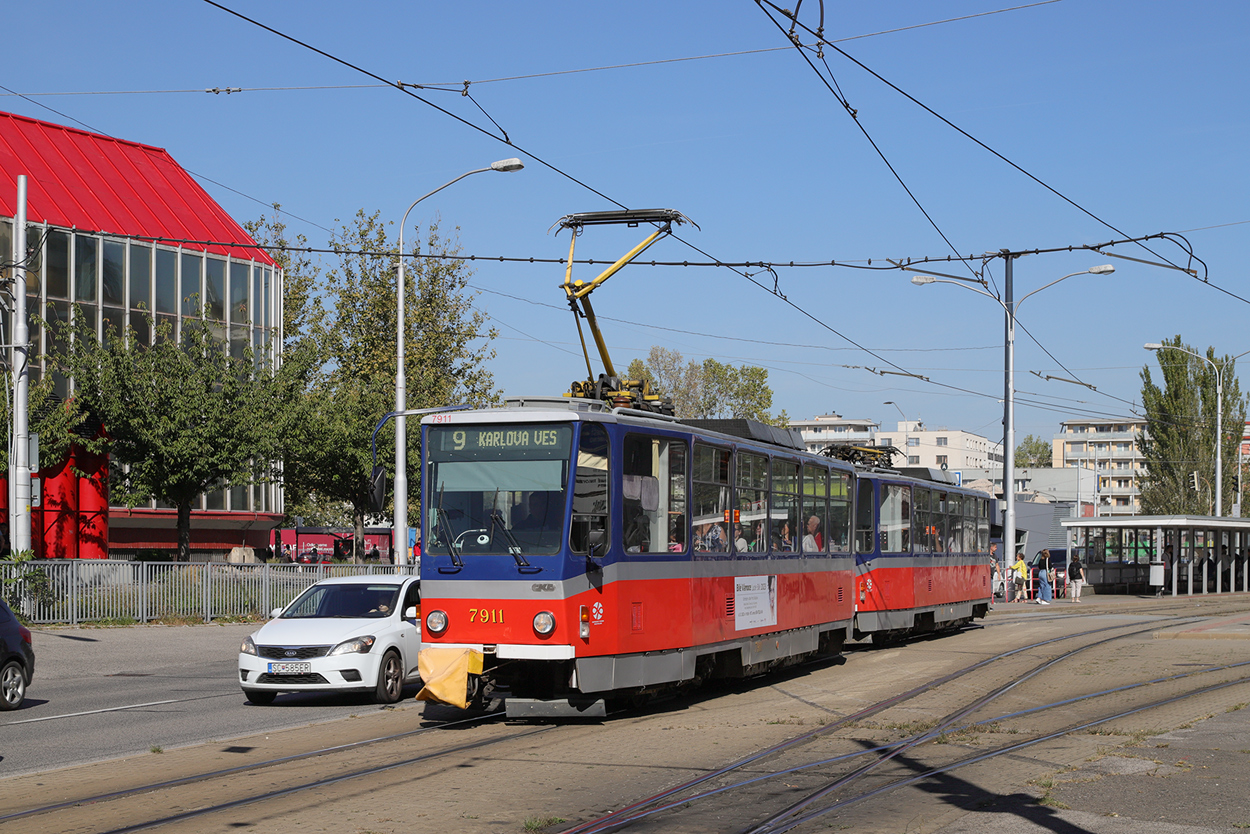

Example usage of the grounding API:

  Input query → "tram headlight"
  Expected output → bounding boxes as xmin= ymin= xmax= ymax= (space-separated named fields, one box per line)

xmin=579 ymin=605 xmax=590 ymax=639
xmin=533 ymin=611 xmax=556 ymax=636
xmin=426 ymin=610 xmax=449 ymax=636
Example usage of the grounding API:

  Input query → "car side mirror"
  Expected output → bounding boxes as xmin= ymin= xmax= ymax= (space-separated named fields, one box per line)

xmin=404 ymin=606 xmax=418 ymax=620
xmin=269 ymin=607 xmax=283 ymax=619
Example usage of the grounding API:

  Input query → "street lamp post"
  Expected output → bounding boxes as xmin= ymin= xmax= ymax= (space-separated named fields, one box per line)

xmin=393 ymin=158 xmax=523 ymax=565
xmin=883 ymin=401 xmax=908 ymax=463
xmin=1143 ymin=343 xmax=1250 ymax=517
xmin=912 ymin=263 xmax=1114 ymax=564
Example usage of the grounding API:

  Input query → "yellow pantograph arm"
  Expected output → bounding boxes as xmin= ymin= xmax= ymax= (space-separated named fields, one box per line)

xmin=561 ymin=225 xmax=671 ymax=382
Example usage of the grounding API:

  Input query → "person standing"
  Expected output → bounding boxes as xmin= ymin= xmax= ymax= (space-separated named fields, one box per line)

xmin=1036 ymin=552 xmax=1053 ymax=605
xmin=1011 ymin=551 xmax=1028 ymax=602
xmin=1068 ymin=554 xmax=1086 ymax=602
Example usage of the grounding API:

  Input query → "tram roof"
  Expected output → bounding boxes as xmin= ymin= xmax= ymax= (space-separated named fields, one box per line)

xmin=1062 ymin=515 xmax=1250 ymax=531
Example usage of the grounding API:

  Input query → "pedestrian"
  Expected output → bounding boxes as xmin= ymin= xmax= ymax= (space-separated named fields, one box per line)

xmin=1036 ymin=552 xmax=1053 ymax=604
xmin=1011 ymin=551 xmax=1028 ymax=602
xmin=1068 ymin=554 xmax=1086 ymax=602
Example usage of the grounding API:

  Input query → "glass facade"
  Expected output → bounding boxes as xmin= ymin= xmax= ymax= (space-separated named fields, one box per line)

xmin=0 ymin=218 xmax=282 ymax=515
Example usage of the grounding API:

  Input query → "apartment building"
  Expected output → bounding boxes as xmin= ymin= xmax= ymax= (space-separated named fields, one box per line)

xmin=1051 ymin=418 xmax=1147 ymax=516
xmin=790 ymin=413 xmax=879 ymax=455
xmin=878 ymin=422 xmax=1000 ymax=471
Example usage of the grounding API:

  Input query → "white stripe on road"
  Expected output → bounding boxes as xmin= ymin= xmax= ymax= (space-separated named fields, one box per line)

xmin=3 ymin=693 xmax=236 ymax=725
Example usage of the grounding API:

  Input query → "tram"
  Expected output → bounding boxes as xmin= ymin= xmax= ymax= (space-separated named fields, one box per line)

xmin=412 ymin=210 xmax=991 ymax=717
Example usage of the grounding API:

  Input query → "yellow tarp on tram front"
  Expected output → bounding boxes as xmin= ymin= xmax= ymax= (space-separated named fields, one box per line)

xmin=416 ymin=647 xmax=484 ymax=709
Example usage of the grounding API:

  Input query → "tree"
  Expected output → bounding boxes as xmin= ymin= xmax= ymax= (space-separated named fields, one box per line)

xmin=1014 ymin=435 xmax=1053 ymax=468
xmin=54 ymin=312 xmax=310 ymax=561
xmin=278 ymin=211 xmax=499 ymax=559
xmin=628 ymin=347 xmax=788 ymax=426
xmin=1139 ymin=335 xmax=1247 ymax=515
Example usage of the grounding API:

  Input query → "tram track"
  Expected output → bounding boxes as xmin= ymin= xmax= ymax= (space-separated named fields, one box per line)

xmin=0 ymin=711 xmax=542 ymax=832
xmin=562 ymin=611 xmax=1242 ymax=834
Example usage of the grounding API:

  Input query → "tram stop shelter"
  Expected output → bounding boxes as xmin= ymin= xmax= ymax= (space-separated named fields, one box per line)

xmin=1061 ymin=516 xmax=1250 ymax=596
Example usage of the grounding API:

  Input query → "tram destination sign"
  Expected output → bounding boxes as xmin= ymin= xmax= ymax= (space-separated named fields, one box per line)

xmin=431 ymin=425 xmax=571 ymax=457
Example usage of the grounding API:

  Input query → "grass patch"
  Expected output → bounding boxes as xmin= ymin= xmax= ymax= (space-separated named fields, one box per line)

xmin=523 ymin=816 xmax=567 ymax=832
xmin=149 ymin=745 xmax=163 ymax=754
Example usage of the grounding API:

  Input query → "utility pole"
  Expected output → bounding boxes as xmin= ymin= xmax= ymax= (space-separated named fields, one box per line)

xmin=1002 ymin=251 xmax=1016 ymax=563
xmin=11 ymin=175 xmax=31 ymax=553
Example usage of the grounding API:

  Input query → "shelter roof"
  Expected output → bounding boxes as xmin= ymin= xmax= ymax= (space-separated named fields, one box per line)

xmin=0 ymin=110 xmax=273 ymax=265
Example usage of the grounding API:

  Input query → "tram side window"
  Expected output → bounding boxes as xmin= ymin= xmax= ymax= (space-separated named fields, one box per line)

xmin=879 ymin=483 xmax=911 ymax=553
xmin=829 ymin=472 xmax=852 ymax=552
xmin=963 ymin=494 xmax=977 ymax=553
xmin=913 ymin=487 xmax=931 ymax=555
xmin=570 ymin=423 xmax=609 ymax=554
xmin=947 ymin=495 xmax=964 ymax=553
xmin=934 ymin=492 xmax=948 ymax=553
xmin=693 ymin=444 xmax=730 ymax=553
xmin=622 ymin=434 xmax=686 ymax=554
xmin=855 ymin=478 xmax=875 ymax=554
xmin=771 ymin=460 xmax=800 ymax=552
xmin=801 ymin=464 xmax=827 ymax=554
xmin=977 ymin=498 xmax=990 ymax=552
xmin=736 ymin=452 xmax=769 ymax=553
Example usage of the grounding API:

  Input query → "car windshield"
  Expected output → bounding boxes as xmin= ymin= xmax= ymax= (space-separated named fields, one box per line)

xmin=425 ymin=423 xmax=573 ymax=557
xmin=281 ymin=584 xmax=401 ymax=619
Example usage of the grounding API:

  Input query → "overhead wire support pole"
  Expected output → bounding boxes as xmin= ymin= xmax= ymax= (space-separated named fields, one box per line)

xmin=11 ymin=175 xmax=30 ymax=554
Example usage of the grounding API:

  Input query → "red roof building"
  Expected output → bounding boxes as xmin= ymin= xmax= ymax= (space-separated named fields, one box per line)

xmin=0 ymin=110 xmax=284 ymax=559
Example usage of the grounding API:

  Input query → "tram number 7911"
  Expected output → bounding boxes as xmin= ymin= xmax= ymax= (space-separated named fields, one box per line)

xmin=469 ymin=607 xmax=505 ymax=624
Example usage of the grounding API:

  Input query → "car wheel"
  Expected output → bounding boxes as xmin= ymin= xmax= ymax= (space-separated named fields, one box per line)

xmin=245 ymin=690 xmax=277 ymax=705
xmin=374 ymin=650 xmax=403 ymax=704
xmin=0 ymin=660 xmax=27 ymax=711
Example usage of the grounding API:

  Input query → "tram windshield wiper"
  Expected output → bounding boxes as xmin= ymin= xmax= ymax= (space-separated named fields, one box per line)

xmin=489 ymin=509 xmax=530 ymax=567
xmin=435 ymin=488 xmax=463 ymax=567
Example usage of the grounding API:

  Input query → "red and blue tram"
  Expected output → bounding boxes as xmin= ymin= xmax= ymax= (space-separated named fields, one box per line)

xmin=414 ymin=397 xmax=991 ymax=717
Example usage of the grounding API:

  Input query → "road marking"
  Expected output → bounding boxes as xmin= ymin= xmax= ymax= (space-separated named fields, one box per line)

xmin=3 ymin=693 xmax=236 ymax=725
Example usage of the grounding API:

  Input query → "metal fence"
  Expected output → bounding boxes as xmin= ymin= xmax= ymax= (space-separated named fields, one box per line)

xmin=0 ymin=560 xmax=417 ymax=625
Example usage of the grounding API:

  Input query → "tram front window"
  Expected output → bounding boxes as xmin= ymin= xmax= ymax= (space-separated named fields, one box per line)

xmin=426 ymin=424 xmax=573 ymax=556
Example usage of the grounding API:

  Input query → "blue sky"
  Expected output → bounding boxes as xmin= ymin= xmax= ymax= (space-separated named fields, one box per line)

xmin=4 ymin=1 xmax=1248 ymax=446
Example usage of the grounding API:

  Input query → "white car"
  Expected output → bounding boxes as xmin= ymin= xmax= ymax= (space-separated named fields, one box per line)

xmin=238 ymin=574 xmax=421 ymax=705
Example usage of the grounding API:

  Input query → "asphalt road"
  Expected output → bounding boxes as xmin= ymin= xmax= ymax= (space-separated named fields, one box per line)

xmin=0 ymin=622 xmax=421 ymax=778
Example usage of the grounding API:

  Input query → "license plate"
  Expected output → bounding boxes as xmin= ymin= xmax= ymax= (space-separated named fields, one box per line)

xmin=268 ymin=661 xmax=311 ymax=674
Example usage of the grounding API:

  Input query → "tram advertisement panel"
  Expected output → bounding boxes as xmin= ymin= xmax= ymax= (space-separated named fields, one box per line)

xmin=735 ymin=575 xmax=777 ymax=630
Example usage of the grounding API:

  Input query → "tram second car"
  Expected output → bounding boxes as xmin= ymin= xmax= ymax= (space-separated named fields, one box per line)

xmin=414 ymin=397 xmax=990 ymax=717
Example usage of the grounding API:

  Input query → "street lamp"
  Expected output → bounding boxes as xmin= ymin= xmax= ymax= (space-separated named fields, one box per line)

xmin=912 ymin=263 xmax=1114 ymax=563
xmin=1143 ymin=343 xmax=1250 ymax=517
xmin=394 ymin=158 xmax=524 ymax=565
xmin=883 ymin=401 xmax=908 ymax=463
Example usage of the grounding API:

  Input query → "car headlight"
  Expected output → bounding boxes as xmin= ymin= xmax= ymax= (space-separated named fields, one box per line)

xmin=241 ymin=636 xmax=258 ymax=656
xmin=533 ymin=611 xmax=555 ymax=636
xmin=327 ymin=635 xmax=376 ymax=656
xmin=426 ymin=610 xmax=448 ymax=635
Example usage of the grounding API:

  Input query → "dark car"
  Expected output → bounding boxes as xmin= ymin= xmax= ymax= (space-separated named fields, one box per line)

xmin=0 ymin=598 xmax=34 ymax=710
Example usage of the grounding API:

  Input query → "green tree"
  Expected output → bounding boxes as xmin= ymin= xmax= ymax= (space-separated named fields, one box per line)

xmin=628 ymin=347 xmax=787 ymax=426
xmin=1139 ymin=335 xmax=1247 ymax=515
xmin=54 ymin=312 xmax=310 ymax=561
xmin=279 ymin=211 xmax=499 ymax=559
xmin=1014 ymin=435 xmax=1053 ymax=468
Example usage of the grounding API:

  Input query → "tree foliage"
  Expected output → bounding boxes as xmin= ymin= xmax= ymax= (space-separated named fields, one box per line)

xmin=627 ymin=347 xmax=788 ymax=426
xmin=1014 ymin=434 xmax=1053 ymax=468
xmin=1138 ymin=335 xmax=1247 ymax=515
xmin=53 ymin=312 xmax=310 ymax=561
xmin=273 ymin=211 xmax=500 ymax=557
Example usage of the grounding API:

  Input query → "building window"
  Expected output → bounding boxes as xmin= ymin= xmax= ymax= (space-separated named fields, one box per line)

xmin=936 ymin=437 xmax=948 ymax=447
xmin=880 ymin=438 xmax=891 ymax=447
xmin=908 ymin=456 xmax=919 ymax=465
xmin=936 ymin=455 xmax=948 ymax=467
xmin=907 ymin=437 xmax=919 ymax=447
